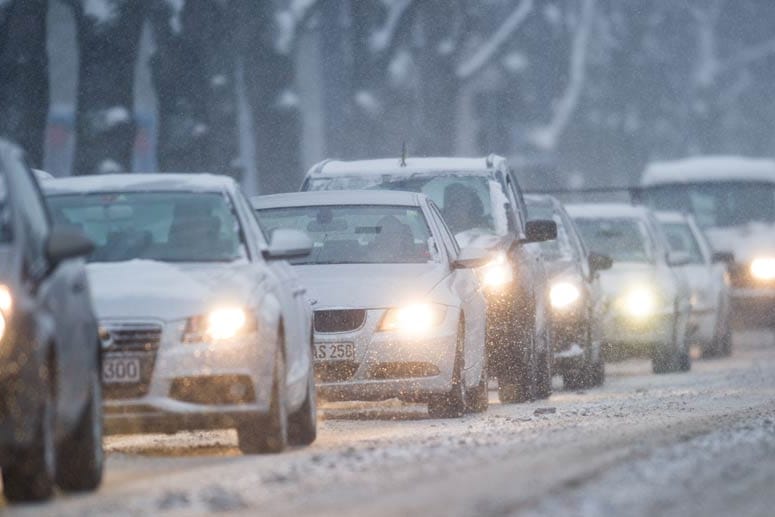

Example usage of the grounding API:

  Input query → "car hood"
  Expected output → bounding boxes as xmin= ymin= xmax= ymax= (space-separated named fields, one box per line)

xmin=87 ymin=259 xmax=263 ymax=321
xmin=598 ymin=262 xmax=661 ymax=297
xmin=294 ymin=263 xmax=449 ymax=309
xmin=544 ymin=258 xmax=579 ymax=281
xmin=705 ymin=223 xmax=775 ymax=263
xmin=454 ymin=230 xmax=507 ymax=251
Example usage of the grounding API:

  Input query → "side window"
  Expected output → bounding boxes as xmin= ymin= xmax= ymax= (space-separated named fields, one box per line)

xmin=8 ymin=158 xmax=50 ymax=266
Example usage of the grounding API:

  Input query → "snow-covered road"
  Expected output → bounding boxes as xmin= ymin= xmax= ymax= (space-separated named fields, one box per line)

xmin=5 ymin=332 xmax=775 ymax=516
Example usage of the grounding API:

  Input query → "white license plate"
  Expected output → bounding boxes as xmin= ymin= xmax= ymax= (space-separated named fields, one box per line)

xmin=313 ymin=342 xmax=355 ymax=361
xmin=102 ymin=356 xmax=141 ymax=384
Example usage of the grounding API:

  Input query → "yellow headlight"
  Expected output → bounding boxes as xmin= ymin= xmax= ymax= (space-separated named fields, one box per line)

xmin=0 ymin=312 xmax=5 ymax=342
xmin=0 ymin=284 xmax=12 ymax=315
xmin=623 ymin=287 xmax=656 ymax=319
xmin=550 ymin=282 xmax=581 ymax=310
xmin=480 ymin=253 xmax=513 ymax=290
xmin=750 ymin=257 xmax=775 ymax=281
xmin=379 ymin=303 xmax=446 ymax=334
xmin=206 ymin=307 xmax=247 ymax=340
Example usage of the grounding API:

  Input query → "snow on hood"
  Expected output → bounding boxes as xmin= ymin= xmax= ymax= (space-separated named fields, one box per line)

xmin=87 ymin=259 xmax=263 ymax=321
xmin=597 ymin=262 xmax=660 ymax=297
xmin=294 ymin=263 xmax=449 ymax=309
xmin=454 ymin=230 xmax=504 ymax=250
xmin=704 ymin=223 xmax=775 ymax=263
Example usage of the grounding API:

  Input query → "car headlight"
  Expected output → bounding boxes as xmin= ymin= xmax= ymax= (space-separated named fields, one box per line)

xmin=184 ymin=306 xmax=254 ymax=342
xmin=379 ymin=303 xmax=447 ymax=334
xmin=550 ymin=281 xmax=581 ymax=310
xmin=479 ymin=253 xmax=513 ymax=290
xmin=622 ymin=287 xmax=657 ymax=319
xmin=750 ymin=257 xmax=775 ymax=281
xmin=0 ymin=284 xmax=11 ymax=341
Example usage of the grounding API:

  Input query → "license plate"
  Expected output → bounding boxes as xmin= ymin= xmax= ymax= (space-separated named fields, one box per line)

xmin=313 ymin=342 xmax=355 ymax=361
xmin=102 ymin=356 xmax=141 ymax=384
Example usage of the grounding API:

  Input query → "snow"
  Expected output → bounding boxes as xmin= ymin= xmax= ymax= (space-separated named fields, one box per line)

xmin=501 ymin=51 xmax=528 ymax=73
xmin=97 ymin=159 xmax=124 ymax=174
xmin=565 ymin=202 xmax=650 ymax=220
xmin=308 ymin=156 xmax=504 ymax=177
xmin=641 ymin=156 xmax=775 ymax=186
xmin=84 ymin=0 xmax=118 ymax=25
xmin=388 ymin=50 xmax=414 ymax=88
xmin=276 ymin=90 xmax=300 ymax=109
xmin=369 ymin=0 xmax=413 ymax=54
xmin=43 ymin=173 xmax=238 ymax=195
xmin=210 ymin=74 xmax=227 ymax=87
xmin=275 ymin=0 xmax=319 ymax=54
xmin=252 ymin=190 xmax=423 ymax=210
xmin=489 ymin=180 xmax=509 ymax=236
xmin=104 ymin=106 xmax=130 ymax=127
xmin=354 ymin=90 xmax=382 ymax=117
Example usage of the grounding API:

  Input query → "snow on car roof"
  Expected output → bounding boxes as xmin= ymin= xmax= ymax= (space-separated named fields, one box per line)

xmin=641 ymin=156 xmax=775 ymax=186
xmin=252 ymin=190 xmax=425 ymax=209
xmin=524 ymin=194 xmax=561 ymax=207
xmin=565 ymin=203 xmax=651 ymax=220
xmin=307 ymin=156 xmax=505 ymax=177
xmin=653 ymin=211 xmax=690 ymax=224
xmin=43 ymin=173 xmax=238 ymax=195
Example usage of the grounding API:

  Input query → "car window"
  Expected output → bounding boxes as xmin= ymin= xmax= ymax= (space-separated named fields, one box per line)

xmin=661 ymin=222 xmax=705 ymax=264
xmin=574 ymin=217 xmax=654 ymax=263
xmin=47 ymin=191 xmax=248 ymax=263
xmin=526 ymin=201 xmax=577 ymax=262
xmin=257 ymin=205 xmax=437 ymax=265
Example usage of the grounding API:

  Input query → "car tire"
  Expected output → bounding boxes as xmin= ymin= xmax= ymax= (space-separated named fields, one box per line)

xmin=2 ymin=361 xmax=56 ymax=503
xmin=287 ymin=362 xmax=317 ymax=446
xmin=652 ymin=346 xmax=679 ymax=373
xmin=590 ymin=357 xmax=605 ymax=386
xmin=238 ymin=348 xmax=288 ymax=454
xmin=56 ymin=367 xmax=104 ymax=492
xmin=497 ymin=320 xmax=535 ymax=404
xmin=679 ymin=350 xmax=692 ymax=372
xmin=428 ymin=322 xmax=466 ymax=418
xmin=466 ymin=357 xmax=489 ymax=414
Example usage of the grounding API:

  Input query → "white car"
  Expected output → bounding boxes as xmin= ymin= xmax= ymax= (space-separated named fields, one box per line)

xmin=253 ymin=190 xmax=490 ymax=418
xmin=567 ymin=204 xmax=693 ymax=373
xmin=656 ymin=212 xmax=732 ymax=357
xmin=639 ymin=156 xmax=775 ymax=328
xmin=44 ymin=174 xmax=317 ymax=454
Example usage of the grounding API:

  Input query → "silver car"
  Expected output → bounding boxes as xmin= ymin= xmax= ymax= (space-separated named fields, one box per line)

xmin=44 ymin=174 xmax=317 ymax=454
xmin=254 ymin=190 xmax=489 ymax=418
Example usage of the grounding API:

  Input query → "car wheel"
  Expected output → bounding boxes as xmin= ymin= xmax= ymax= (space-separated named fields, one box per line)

xmin=428 ymin=322 xmax=466 ymax=418
xmin=56 ymin=367 xmax=104 ymax=492
xmin=718 ymin=325 xmax=733 ymax=357
xmin=2 ymin=361 xmax=56 ymax=503
xmin=679 ymin=349 xmax=691 ymax=372
xmin=497 ymin=320 xmax=535 ymax=404
xmin=466 ymin=356 xmax=489 ymax=414
xmin=287 ymin=360 xmax=317 ymax=446
xmin=652 ymin=345 xmax=679 ymax=373
xmin=590 ymin=357 xmax=605 ymax=386
xmin=238 ymin=348 xmax=288 ymax=454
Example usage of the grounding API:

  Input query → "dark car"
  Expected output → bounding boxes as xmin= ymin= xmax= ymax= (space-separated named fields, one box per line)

xmin=525 ymin=195 xmax=612 ymax=389
xmin=302 ymin=155 xmax=557 ymax=403
xmin=0 ymin=141 xmax=102 ymax=502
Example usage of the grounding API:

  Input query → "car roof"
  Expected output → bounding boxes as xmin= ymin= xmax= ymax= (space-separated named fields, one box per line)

xmin=42 ymin=173 xmax=238 ymax=195
xmin=565 ymin=203 xmax=651 ymax=219
xmin=641 ymin=156 xmax=775 ymax=186
xmin=653 ymin=211 xmax=690 ymax=224
xmin=524 ymin=193 xmax=561 ymax=208
xmin=252 ymin=190 xmax=426 ymax=209
xmin=306 ymin=155 xmax=506 ymax=178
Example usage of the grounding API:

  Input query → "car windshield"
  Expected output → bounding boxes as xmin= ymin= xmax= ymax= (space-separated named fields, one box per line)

xmin=306 ymin=174 xmax=508 ymax=238
xmin=574 ymin=217 xmax=653 ymax=263
xmin=47 ymin=191 xmax=248 ymax=263
xmin=642 ymin=182 xmax=775 ymax=229
xmin=661 ymin=222 xmax=705 ymax=264
xmin=527 ymin=202 xmax=576 ymax=261
xmin=257 ymin=205 xmax=437 ymax=265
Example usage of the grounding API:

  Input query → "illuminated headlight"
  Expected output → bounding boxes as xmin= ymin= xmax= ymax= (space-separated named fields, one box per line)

xmin=0 ymin=284 xmax=11 ymax=341
xmin=750 ymin=257 xmax=775 ymax=281
xmin=0 ymin=311 xmax=5 ymax=342
xmin=622 ymin=287 xmax=657 ymax=319
xmin=550 ymin=282 xmax=581 ymax=310
xmin=184 ymin=306 xmax=254 ymax=342
xmin=479 ymin=253 xmax=513 ymax=290
xmin=379 ymin=303 xmax=447 ymax=334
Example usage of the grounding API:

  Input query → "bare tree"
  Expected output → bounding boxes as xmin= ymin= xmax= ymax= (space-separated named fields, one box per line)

xmin=0 ymin=0 xmax=49 ymax=166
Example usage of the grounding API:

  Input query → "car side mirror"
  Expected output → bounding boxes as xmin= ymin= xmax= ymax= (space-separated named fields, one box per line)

xmin=711 ymin=251 xmax=735 ymax=264
xmin=262 ymin=228 xmax=313 ymax=260
xmin=524 ymin=219 xmax=557 ymax=243
xmin=667 ymin=251 xmax=691 ymax=267
xmin=453 ymin=247 xmax=490 ymax=269
xmin=45 ymin=225 xmax=94 ymax=266
xmin=589 ymin=252 xmax=613 ymax=272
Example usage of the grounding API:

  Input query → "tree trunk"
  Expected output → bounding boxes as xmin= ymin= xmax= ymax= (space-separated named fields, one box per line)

xmin=69 ymin=0 xmax=144 ymax=175
xmin=149 ymin=0 xmax=238 ymax=175
xmin=0 ymin=0 xmax=49 ymax=167
xmin=237 ymin=0 xmax=302 ymax=194
xmin=319 ymin=0 xmax=351 ymax=159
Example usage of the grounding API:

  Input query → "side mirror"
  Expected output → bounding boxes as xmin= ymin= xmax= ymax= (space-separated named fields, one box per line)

xmin=711 ymin=251 xmax=735 ymax=264
xmin=262 ymin=228 xmax=313 ymax=260
xmin=45 ymin=226 xmax=94 ymax=265
xmin=452 ymin=247 xmax=490 ymax=269
xmin=524 ymin=219 xmax=557 ymax=243
xmin=589 ymin=252 xmax=613 ymax=272
xmin=667 ymin=251 xmax=691 ymax=267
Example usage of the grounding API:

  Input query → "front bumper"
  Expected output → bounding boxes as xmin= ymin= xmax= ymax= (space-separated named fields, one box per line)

xmin=600 ymin=310 xmax=674 ymax=357
xmin=551 ymin=311 xmax=588 ymax=372
xmin=314 ymin=308 xmax=458 ymax=403
xmin=102 ymin=320 xmax=275 ymax=435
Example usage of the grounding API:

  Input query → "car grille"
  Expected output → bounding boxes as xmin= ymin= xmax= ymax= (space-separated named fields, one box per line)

xmin=314 ymin=309 xmax=366 ymax=333
xmin=315 ymin=361 xmax=359 ymax=383
xmin=101 ymin=322 xmax=162 ymax=399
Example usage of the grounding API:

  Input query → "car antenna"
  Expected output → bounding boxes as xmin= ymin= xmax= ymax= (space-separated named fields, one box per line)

xmin=400 ymin=142 xmax=407 ymax=167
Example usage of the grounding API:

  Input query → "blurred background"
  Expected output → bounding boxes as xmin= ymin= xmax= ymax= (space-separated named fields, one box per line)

xmin=2 ymin=0 xmax=775 ymax=194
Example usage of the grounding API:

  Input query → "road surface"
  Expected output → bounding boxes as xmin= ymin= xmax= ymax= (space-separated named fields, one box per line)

xmin=5 ymin=332 xmax=775 ymax=516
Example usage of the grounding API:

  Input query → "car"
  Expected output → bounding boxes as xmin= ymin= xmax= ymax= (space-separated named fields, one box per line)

xmin=253 ymin=190 xmax=490 ymax=418
xmin=0 ymin=141 xmax=102 ymax=502
xmin=638 ymin=156 xmax=775 ymax=328
xmin=566 ymin=203 xmax=693 ymax=374
xmin=43 ymin=173 xmax=317 ymax=454
xmin=301 ymin=155 xmax=557 ymax=403
xmin=525 ymin=195 xmax=613 ymax=389
xmin=655 ymin=211 xmax=732 ymax=357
